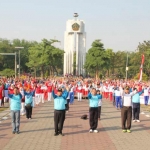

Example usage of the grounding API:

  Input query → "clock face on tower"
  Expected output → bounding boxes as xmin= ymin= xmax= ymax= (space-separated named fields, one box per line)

xmin=72 ymin=23 xmax=80 ymax=31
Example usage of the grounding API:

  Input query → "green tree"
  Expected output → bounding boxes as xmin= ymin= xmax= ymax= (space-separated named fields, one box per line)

xmin=84 ymin=40 xmax=109 ymax=79
xmin=26 ymin=39 xmax=64 ymax=78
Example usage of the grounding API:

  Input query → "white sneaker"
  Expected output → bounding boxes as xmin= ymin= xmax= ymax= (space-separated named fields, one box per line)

xmin=93 ymin=130 xmax=98 ymax=133
xmin=136 ymin=120 xmax=140 ymax=122
xmin=133 ymin=120 xmax=136 ymax=122
xmin=89 ymin=129 xmax=93 ymax=133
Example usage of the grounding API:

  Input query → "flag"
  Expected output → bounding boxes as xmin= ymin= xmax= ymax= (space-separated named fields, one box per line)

xmin=139 ymin=54 xmax=145 ymax=82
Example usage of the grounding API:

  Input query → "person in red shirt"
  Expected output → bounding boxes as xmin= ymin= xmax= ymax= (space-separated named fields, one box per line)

xmin=0 ymin=84 xmax=4 ymax=107
xmin=47 ymin=83 xmax=52 ymax=101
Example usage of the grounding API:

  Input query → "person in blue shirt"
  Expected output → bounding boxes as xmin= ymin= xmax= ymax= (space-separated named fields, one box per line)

xmin=88 ymin=88 xmax=101 ymax=133
xmin=24 ymin=89 xmax=34 ymax=119
xmin=132 ymin=88 xmax=144 ymax=122
xmin=97 ymin=90 xmax=102 ymax=120
xmin=8 ymin=87 xmax=22 ymax=134
xmin=52 ymin=87 xmax=68 ymax=136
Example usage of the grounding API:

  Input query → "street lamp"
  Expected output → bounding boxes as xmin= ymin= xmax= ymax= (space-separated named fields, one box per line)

xmin=15 ymin=47 xmax=24 ymax=78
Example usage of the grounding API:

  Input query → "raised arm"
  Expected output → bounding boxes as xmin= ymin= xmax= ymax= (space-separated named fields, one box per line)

xmin=88 ymin=93 xmax=92 ymax=99
xmin=138 ymin=89 xmax=144 ymax=96
xmin=52 ymin=90 xmax=57 ymax=99
xmin=62 ymin=90 xmax=69 ymax=99
xmin=8 ymin=94 xmax=13 ymax=98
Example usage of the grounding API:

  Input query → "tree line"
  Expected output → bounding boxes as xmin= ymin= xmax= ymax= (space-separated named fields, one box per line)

xmin=84 ymin=40 xmax=150 ymax=80
xmin=0 ymin=38 xmax=64 ymax=78
xmin=0 ymin=38 xmax=149 ymax=80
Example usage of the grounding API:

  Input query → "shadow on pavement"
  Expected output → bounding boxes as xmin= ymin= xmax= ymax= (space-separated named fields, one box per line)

xmin=21 ymin=127 xmax=54 ymax=133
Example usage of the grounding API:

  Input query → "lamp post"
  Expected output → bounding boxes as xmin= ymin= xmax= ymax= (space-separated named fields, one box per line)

xmin=15 ymin=47 xmax=24 ymax=78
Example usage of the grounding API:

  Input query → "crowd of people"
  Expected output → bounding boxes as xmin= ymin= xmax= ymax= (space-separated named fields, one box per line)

xmin=0 ymin=77 xmax=150 ymax=135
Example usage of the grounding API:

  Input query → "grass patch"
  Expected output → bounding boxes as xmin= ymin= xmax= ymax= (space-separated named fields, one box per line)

xmin=0 ymin=107 xmax=8 ymax=112
xmin=141 ymin=104 xmax=150 ymax=112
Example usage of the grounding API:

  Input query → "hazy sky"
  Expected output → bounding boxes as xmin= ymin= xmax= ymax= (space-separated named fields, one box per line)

xmin=0 ymin=0 xmax=150 ymax=51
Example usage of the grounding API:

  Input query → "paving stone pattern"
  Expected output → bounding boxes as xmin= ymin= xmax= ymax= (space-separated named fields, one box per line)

xmin=1 ymin=99 xmax=150 ymax=150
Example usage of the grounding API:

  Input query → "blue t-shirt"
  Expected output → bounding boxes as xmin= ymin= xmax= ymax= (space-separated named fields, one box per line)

xmin=9 ymin=94 xmax=22 ymax=111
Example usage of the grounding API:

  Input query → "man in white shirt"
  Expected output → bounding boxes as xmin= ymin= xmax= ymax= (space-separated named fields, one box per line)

xmin=121 ymin=87 xmax=137 ymax=133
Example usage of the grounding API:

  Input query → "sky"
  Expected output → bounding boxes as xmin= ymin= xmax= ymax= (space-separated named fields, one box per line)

xmin=0 ymin=0 xmax=150 ymax=52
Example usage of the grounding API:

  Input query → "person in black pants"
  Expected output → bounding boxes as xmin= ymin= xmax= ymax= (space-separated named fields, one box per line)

xmin=97 ymin=90 xmax=102 ymax=120
xmin=132 ymin=88 xmax=143 ymax=122
xmin=52 ymin=87 xmax=68 ymax=136
xmin=88 ymin=88 xmax=101 ymax=133
xmin=24 ymin=89 xmax=34 ymax=119
xmin=25 ymin=105 xmax=32 ymax=119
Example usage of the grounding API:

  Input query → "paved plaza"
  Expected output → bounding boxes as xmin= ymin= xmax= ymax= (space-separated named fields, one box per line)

xmin=0 ymin=99 xmax=150 ymax=150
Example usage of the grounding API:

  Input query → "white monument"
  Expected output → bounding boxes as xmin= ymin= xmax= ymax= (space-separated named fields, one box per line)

xmin=64 ymin=13 xmax=86 ymax=76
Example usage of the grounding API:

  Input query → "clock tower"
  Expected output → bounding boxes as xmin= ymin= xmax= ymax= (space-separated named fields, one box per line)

xmin=64 ymin=13 xmax=86 ymax=76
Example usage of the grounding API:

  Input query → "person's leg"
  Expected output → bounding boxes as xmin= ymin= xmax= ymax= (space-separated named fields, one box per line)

xmin=58 ymin=110 xmax=65 ymax=134
xmin=15 ymin=110 xmax=20 ymax=133
xmin=119 ymin=96 xmax=122 ymax=108
xmin=11 ymin=110 xmax=16 ymax=132
xmin=41 ymin=94 xmax=44 ymax=103
xmin=98 ymin=106 xmax=101 ymax=119
xmin=89 ymin=108 xmax=94 ymax=130
xmin=1 ymin=97 xmax=4 ymax=107
xmin=0 ymin=99 xmax=1 ymax=107
xmin=110 ymin=92 xmax=112 ymax=101
xmin=80 ymin=93 xmax=82 ymax=101
xmin=70 ymin=92 xmax=73 ymax=104
xmin=127 ymin=107 xmax=132 ymax=130
xmin=48 ymin=92 xmax=52 ymax=101
xmin=136 ymin=104 xmax=140 ymax=120
xmin=93 ymin=108 xmax=98 ymax=130
xmin=132 ymin=107 xmax=136 ymax=120
xmin=144 ymin=96 xmax=148 ymax=105
xmin=25 ymin=106 xmax=29 ymax=119
xmin=54 ymin=110 xmax=59 ymax=134
xmin=32 ymin=97 xmax=35 ymax=108
xmin=29 ymin=107 xmax=32 ymax=118
xmin=67 ymin=99 xmax=70 ymax=111
xmin=115 ymin=97 xmax=119 ymax=108
xmin=146 ymin=96 xmax=149 ymax=105
xmin=121 ymin=107 xmax=127 ymax=130
xmin=77 ymin=93 xmax=80 ymax=101
xmin=113 ymin=96 xmax=115 ymax=106
xmin=98 ymin=106 xmax=100 ymax=119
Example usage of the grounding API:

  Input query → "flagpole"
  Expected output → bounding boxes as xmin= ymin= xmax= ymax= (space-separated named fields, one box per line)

xmin=126 ymin=52 xmax=128 ymax=81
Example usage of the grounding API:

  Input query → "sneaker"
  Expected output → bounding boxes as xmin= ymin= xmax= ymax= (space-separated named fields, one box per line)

xmin=12 ymin=131 xmax=15 ymax=134
xmin=127 ymin=130 xmax=131 ymax=133
xmin=93 ymin=130 xmax=98 ymax=133
xmin=89 ymin=129 xmax=93 ymax=133
xmin=122 ymin=130 xmax=126 ymax=133
xmin=29 ymin=118 xmax=32 ymax=120
xmin=54 ymin=133 xmax=59 ymax=136
xmin=16 ymin=131 xmax=20 ymax=134
xmin=59 ymin=133 xmax=64 ymax=136
xmin=136 ymin=120 xmax=140 ymax=122
xmin=133 ymin=120 xmax=136 ymax=123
